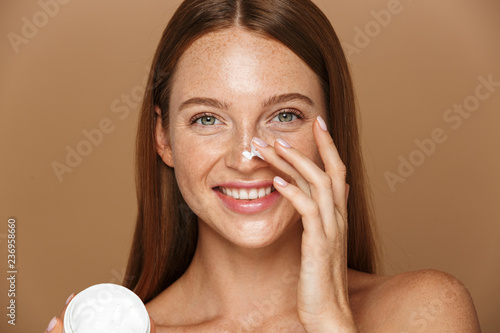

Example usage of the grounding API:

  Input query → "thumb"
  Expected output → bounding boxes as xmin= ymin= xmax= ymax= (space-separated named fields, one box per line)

xmin=43 ymin=316 xmax=62 ymax=333
xmin=43 ymin=292 xmax=74 ymax=333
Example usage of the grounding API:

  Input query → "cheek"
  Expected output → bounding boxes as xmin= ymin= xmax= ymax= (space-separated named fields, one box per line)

xmin=281 ymin=129 xmax=323 ymax=169
xmin=171 ymin=135 xmax=222 ymax=189
xmin=171 ymin=135 xmax=226 ymax=221
xmin=300 ymin=138 xmax=323 ymax=169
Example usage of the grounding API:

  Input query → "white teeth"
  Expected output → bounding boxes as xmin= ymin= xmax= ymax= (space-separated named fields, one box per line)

xmin=219 ymin=186 xmax=274 ymax=200
xmin=239 ymin=189 xmax=249 ymax=200
xmin=248 ymin=189 xmax=258 ymax=200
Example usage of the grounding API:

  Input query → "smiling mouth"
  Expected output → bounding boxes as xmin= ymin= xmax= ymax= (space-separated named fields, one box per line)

xmin=215 ymin=185 xmax=276 ymax=200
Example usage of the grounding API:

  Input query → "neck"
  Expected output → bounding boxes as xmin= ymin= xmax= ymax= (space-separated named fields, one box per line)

xmin=178 ymin=218 xmax=304 ymax=326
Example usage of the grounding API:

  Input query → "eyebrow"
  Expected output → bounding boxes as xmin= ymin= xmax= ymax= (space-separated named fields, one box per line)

xmin=262 ymin=93 xmax=315 ymax=109
xmin=179 ymin=97 xmax=230 ymax=111
xmin=178 ymin=93 xmax=314 ymax=112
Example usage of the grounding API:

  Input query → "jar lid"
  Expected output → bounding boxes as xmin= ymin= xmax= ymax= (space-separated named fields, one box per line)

xmin=64 ymin=283 xmax=150 ymax=333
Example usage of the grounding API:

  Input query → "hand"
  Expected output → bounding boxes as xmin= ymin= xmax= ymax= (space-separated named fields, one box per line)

xmin=252 ymin=116 xmax=357 ymax=332
xmin=42 ymin=292 xmax=157 ymax=333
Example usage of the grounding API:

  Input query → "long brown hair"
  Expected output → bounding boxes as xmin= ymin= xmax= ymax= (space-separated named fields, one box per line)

xmin=125 ymin=0 xmax=378 ymax=303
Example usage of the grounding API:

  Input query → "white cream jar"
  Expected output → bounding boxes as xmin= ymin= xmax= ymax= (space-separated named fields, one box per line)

xmin=63 ymin=283 xmax=150 ymax=333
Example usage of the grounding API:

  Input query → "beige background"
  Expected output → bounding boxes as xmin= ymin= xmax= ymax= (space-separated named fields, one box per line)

xmin=1 ymin=0 xmax=499 ymax=332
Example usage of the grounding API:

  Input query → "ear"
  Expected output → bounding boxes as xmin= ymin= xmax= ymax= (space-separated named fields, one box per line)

xmin=154 ymin=106 xmax=174 ymax=168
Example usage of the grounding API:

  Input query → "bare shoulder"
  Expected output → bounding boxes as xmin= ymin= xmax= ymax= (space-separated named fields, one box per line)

xmin=388 ymin=269 xmax=481 ymax=332
xmin=349 ymin=269 xmax=481 ymax=332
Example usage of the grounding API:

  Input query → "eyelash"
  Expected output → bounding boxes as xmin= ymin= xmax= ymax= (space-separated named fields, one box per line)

xmin=189 ymin=112 xmax=219 ymax=125
xmin=271 ymin=109 xmax=303 ymax=123
xmin=188 ymin=109 xmax=304 ymax=125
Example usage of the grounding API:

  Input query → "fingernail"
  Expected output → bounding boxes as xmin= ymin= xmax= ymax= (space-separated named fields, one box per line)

xmin=275 ymin=138 xmax=291 ymax=148
xmin=252 ymin=137 xmax=268 ymax=147
xmin=317 ymin=116 xmax=328 ymax=132
xmin=274 ymin=176 xmax=288 ymax=187
xmin=46 ymin=316 xmax=57 ymax=332
xmin=66 ymin=292 xmax=75 ymax=305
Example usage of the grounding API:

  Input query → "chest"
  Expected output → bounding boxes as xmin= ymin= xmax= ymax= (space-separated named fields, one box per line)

xmin=156 ymin=314 xmax=307 ymax=332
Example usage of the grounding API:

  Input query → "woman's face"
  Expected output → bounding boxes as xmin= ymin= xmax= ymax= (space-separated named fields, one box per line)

xmin=157 ymin=27 xmax=327 ymax=248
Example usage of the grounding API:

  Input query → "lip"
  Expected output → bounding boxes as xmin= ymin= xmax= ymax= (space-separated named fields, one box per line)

xmin=213 ymin=186 xmax=280 ymax=215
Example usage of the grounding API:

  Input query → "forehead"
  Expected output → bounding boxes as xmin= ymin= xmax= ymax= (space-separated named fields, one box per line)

xmin=170 ymin=27 xmax=323 ymax=104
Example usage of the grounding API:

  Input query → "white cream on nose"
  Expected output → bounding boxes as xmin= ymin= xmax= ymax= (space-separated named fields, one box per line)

xmin=242 ymin=143 xmax=263 ymax=160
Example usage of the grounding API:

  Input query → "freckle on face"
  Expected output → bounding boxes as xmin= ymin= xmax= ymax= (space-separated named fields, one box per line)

xmin=163 ymin=27 xmax=327 ymax=248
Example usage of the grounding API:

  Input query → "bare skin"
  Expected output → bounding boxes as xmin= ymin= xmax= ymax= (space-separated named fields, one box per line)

xmin=146 ymin=269 xmax=479 ymax=332
xmin=43 ymin=27 xmax=480 ymax=333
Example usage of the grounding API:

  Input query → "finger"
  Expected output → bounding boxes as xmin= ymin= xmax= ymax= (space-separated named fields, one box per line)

xmin=43 ymin=292 xmax=75 ymax=332
xmin=314 ymin=116 xmax=348 ymax=220
xmin=59 ymin=292 xmax=75 ymax=322
xmin=251 ymin=138 xmax=311 ymax=196
xmin=44 ymin=316 xmax=61 ymax=333
xmin=254 ymin=137 xmax=336 ymax=236
xmin=273 ymin=176 xmax=325 ymax=239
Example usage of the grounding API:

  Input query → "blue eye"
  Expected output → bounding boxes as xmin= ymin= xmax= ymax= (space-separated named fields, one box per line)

xmin=191 ymin=114 xmax=222 ymax=126
xmin=271 ymin=110 xmax=303 ymax=123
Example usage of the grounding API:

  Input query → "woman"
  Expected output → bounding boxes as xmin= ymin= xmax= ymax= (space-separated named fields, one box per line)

xmin=44 ymin=0 xmax=480 ymax=332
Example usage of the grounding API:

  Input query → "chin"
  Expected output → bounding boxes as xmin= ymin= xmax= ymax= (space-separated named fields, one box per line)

xmin=221 ymin=214 xmax=301 ymax=249
xmin=232 ymin=226 xmax=282 ymax=249
xmin=195 ymin=198 xmax=302 ymax=250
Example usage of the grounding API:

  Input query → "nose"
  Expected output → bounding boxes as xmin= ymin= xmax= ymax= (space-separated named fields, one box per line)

xmin=225 ymin=123 xmax=268 ymax=172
